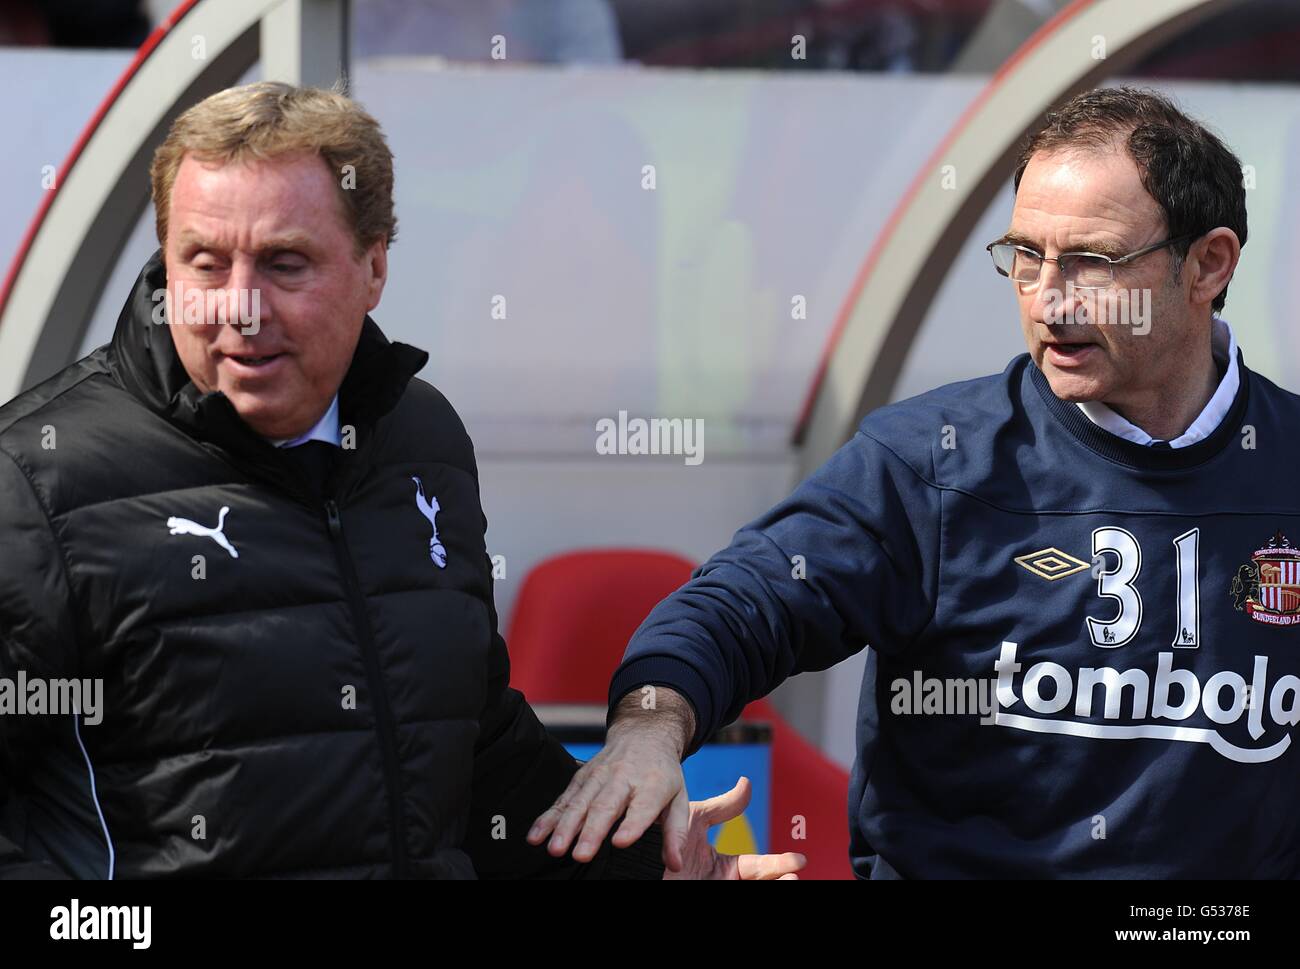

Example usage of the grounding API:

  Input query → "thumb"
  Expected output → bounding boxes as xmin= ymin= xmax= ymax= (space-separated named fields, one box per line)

xmin=692 ymin=776 xmax=752 ymax=828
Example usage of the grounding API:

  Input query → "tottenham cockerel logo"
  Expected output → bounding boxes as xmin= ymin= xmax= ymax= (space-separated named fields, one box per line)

xmin=410 ymin=476 xmax=447 ymax=569
xmin=1231 ymin=531 xmax=1300 ymax=627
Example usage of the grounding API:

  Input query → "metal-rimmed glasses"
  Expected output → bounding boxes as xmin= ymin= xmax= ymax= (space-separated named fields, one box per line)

xmin=986 ymin=234 xmax=1195 ymax=290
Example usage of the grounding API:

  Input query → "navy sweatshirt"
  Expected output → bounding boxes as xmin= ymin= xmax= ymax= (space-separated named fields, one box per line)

xmin=608 ymin=352 xmax=1300 ymax=878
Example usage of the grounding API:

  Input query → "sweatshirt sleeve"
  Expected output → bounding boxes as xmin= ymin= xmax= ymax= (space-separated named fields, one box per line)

xmin=606 ymin=428 xmax=942 ymax=754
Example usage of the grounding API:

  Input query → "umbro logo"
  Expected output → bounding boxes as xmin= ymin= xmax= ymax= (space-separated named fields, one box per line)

xmin=1014 ymin=547 xmax=1089 ymax=581
xmin=166 ymin=506 xmax=239 ymax=559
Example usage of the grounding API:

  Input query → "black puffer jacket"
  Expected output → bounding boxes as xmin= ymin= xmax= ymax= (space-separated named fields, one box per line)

xmin=0 ymin=251 xmax=661 ymax=879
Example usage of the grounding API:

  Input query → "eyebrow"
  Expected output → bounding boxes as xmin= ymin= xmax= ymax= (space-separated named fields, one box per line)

xmin=996 ymin=232 xmax=1128 ymax=260
xmin=175 ymin=232 xmax=315 ymax=255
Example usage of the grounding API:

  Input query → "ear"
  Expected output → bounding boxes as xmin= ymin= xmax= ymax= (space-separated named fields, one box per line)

xmin=1185 ymin=227 xmax=1240 ymax=309
xmin=363 ymin=239 xmax=388 ymax=312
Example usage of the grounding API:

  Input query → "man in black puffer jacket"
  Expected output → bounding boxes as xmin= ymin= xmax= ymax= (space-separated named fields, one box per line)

xmin=0 ymin=82 xmax=798 ymax=881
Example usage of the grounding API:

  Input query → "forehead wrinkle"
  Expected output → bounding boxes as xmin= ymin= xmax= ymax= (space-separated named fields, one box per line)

xmin=1010 ymin=193 xmax=1158 ymax=257
xmin=1010 ymin=148 xmax=1166 ymax=257
xmin=170 ymin=154 xmax=344 ymax=252
xmin=172 ymin=205 xmax=319 ymax=256
xmin=1005 ymin=208 xmax=1139 ymax=258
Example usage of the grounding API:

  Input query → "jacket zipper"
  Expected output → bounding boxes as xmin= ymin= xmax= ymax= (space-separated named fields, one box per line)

xmin=325 ymin=498 xmax=410 ymax=878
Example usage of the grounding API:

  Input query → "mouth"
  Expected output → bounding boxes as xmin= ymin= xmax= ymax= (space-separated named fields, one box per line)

xmin=1042 ymin=341 xmax=1098 ymax=367
xmin=221 ymin=351 xmax=288 ymax=376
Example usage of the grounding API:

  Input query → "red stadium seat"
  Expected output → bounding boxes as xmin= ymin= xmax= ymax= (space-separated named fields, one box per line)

xmin=507 ymin=548 xmax=697 ymax=701
xmin=507 ymin=548 xmax=854 ymax=879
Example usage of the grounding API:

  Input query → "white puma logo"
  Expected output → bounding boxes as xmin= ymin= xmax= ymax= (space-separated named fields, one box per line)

xmin=166 ymin=506 xmax=239 ymax=559
xmin=411 ymin=476 xmax=447 ymax=568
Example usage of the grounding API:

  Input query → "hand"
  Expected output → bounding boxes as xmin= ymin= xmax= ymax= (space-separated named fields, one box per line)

xmin=528 ymin=688 xmax=694 ymax=869
xmin=666 ymin=776 xmax=805 ymax=880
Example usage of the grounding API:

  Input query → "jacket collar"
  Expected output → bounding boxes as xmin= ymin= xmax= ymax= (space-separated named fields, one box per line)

xmin=107 ymin=249 xmax=429 ymax=462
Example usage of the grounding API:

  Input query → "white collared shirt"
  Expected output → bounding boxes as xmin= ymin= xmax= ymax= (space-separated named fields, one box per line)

xmin=1076 ymin=317 xmax=1238 ymax=448
xmin=266 ymin=393 xmax=342 ymax=448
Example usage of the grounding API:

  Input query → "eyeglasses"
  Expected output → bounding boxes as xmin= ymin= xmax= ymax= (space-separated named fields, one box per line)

xmin=986 ymin=234 xmax=1195 ymax=290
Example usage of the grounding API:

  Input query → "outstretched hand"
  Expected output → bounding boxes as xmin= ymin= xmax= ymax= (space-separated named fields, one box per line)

xmin=527 ymin=688 xmax=804 ymax=879
xmin=665 ymin=776 xmax=805 ymax=880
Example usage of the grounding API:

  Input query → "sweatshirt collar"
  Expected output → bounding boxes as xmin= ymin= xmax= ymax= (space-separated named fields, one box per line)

xmin=1075 ymin=317 xmax=1239 ymax=447
xmin=1029 ymin=344 xmax=1249 ymax=472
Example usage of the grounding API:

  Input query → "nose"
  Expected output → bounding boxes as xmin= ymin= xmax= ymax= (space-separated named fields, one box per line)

xmin=1026 ymin=257 xmax=1079 ymax=327
xmin=221 ymin=258 xmax=270 ymax=334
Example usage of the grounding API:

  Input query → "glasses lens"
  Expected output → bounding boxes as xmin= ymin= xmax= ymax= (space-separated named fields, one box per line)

xmin=1008 ymin=247 xmax=1041 ymax=284
xmin=989 ymin=244 xmax=1014 ymax=277
xmin=1062 ymin=254 xmax=1114 ymax=289
xmin=990 ymin=244 xmax=1036 ymax=280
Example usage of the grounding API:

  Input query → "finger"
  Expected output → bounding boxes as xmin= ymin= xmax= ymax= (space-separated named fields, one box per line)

xmin=527 ymin=798 xmax=569 ymax=846
xmin=527 ymin=764 xmax=591 ymax=844
xmin=611 ymin=773 xmax=681 ymax=849
xmin=736 ymin=851 xmax=807 ymax=880
xmin=571 ymin=777 xmax=634 ymax=862
xmin=778 ymin=873 xmax=799 ymax=880
xmin=659 ymin=785 xmax=691 ymax=872
xmin=692 ymin=775 xmax=752 ymax=827
xmin=545 ymin=770 xmax=608 ymax=856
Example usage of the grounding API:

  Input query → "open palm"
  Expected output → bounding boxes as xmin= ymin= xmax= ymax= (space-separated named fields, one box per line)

xmin=664 ymin=777 xmax=805 ymax=880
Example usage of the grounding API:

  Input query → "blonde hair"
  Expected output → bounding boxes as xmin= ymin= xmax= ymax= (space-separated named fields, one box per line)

xmin=150 ymin=81 xmax=397 ymax=255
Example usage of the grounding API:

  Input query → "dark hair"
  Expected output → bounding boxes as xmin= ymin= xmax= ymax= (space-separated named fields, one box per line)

xmin=1013 ymin=87 xmax=1247 ymax=312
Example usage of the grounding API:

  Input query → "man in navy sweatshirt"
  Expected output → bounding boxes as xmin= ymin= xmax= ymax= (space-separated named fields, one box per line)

xmin=527 ymin=87 xmax=1300 ymax=878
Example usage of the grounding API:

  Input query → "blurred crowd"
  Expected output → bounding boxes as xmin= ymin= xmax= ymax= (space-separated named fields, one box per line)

xmin=3 ymin=0 xmax=1300 ymax=82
